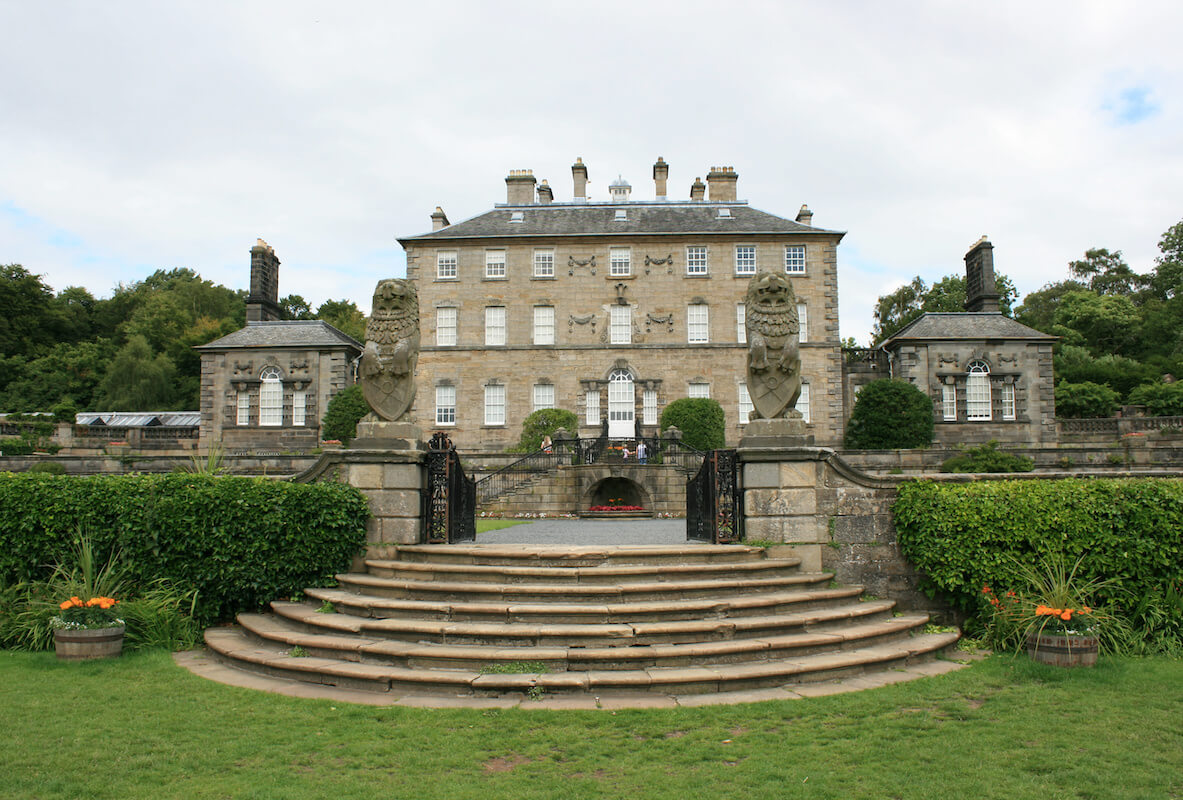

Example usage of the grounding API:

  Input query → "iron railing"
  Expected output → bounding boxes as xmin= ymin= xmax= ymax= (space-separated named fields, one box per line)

xmin=423 ymin=432 xmax=475 ymax=543
xmin=686 ymin=449 xmax=742 ymax=544
xmin=475 ymin=446 xmax=571 ymax=505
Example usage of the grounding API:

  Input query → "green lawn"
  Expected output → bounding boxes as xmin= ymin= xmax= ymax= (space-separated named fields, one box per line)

xmin=476 ymin=518 xmax=534 ymax=532
xmin=2 ymin=650 xmax=1180 ymax=799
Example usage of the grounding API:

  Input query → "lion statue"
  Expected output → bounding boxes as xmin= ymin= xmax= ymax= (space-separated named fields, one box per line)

xmin=745 ymin=271 xmax=802 ymax=420
xmin=359 ymin=279 xmax=420 ymax=421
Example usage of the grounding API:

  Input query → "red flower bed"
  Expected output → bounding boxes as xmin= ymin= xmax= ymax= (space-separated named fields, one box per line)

xmin=588 ymin=505 xmax=644 ymax=512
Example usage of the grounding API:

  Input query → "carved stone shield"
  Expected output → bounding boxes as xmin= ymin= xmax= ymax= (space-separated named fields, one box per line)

xmin=359 ymin=279 xmax=420 ymax=421
xmin=744 ymin=272 xmax=802 ymax=420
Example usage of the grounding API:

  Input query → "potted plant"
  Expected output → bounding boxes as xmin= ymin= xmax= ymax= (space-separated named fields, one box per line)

xmin=52 ymin=595 xmax=125 ymax=660
xmin=981 ymin=553 xmax=1127 ymax=668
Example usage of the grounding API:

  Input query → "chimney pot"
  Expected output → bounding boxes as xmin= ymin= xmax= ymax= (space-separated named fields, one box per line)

xmin=706 ymin=166 xmax=738 ymax=202
xmin=572 ymin=158 xmax=589 ymax=202
xmin=690 ymin=177 xmax=706 ymax=202
xmin=795 ymin=204 xmax=813 ymax=226
xmin=652 ymin=157 xmax=669 ymax=200
xmin=247 ymin=240 xmax=282 ymax=322
xmin=537 ymin=180 xmax=553 ymax=204
xmin=505 ymin=170 xmax=536 ymax=205
xmin=964 ymin=237 xmax=1001 ymax=312
xmin=431 ymin=206 xmax=450 ymax=231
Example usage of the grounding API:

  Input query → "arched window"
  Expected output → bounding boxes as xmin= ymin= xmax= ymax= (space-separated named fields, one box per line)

xmin=607 ymin=369 xmax=634 ymax=438
xmin=259 ymin=366 xmax=283 ymax=426
xmin=966 ymin=361 xmax=991 ymax=420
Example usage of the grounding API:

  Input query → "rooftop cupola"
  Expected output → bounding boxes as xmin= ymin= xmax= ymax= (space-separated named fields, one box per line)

xmin=609 ymin=175 xmax=632 ymax=203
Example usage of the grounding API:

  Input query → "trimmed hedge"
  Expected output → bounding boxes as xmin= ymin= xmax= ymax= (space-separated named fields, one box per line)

xmin=843 ymin=379 xmax=933 ymax=449
xmin=893 ymin=478 xmax=1183 ymax=650
xmin=660 ymin=398 xmax=725 ymax=451
xmin=0 ymin=473 xmax=370 ymax=625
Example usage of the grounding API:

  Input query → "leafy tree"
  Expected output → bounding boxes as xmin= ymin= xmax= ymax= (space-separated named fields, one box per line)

xmin=941 ymin=440 xmax=1034 ymax=473
xmin=0 ymin=340 xmax=115 ymax=411
xmin=316 ymin=299 xmax=366 ymax=342
xmin=280 ymin=294 xmax=315 ymax=320
xmin=1053 ymin=345 xmax=1156 ymax=398
xmin=1014 ymin=280 xmax=1088 ymax=333
xmin=872 ymin=273 xmax=1017 ymax=343
xmin=1055 ymin=380 xmax=1120 ymax=419
xmin=843 ymin=379 xmax=934 ymax=449
xmin=1127 ymin=382 xmax=1183 ymax=416
xmin=0 ymin=265 xmax=64 ymax=358
xmin=660 ymin=398 xmax=725 ymax=451
xmin=96 ymin=335 xmax=178 ymax=410
xmin=1053 ymin=291 xmax=1141 ymax=356
xmin=320 ymin=384 xmax=369 ymax=445
xmin=513 ymin=408 xmax=579 ymax=453
xmin=1068 ymin=248 xmax=1145 ymax=296
xmin=1150 ymin=219 xmax=1183 ymax=301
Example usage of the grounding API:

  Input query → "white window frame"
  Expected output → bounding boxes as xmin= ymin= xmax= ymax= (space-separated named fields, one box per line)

xmin=484 ymin=384 xmax=506 ymax=426
xmin=795 ymin=381 xmax=811 ymax=423
xmin=533 ymin=249 xmax=554 ymax=278
xmin=688 ymin=382 xmax=710 ymax=399
xmin=796 ymin=302 xmax=808 ymax=343
xmin=485 ymin=250 xmax=506 ymax=279
xmin=533 ymin=305 xmax=554 ymax=345
xmin=1002 ymin=382 xmax=1016 ymax=421
xmin=942 ymin=384 xmax=957 ymax=421
xmin=435 ymin=385 xmax=456 ymax=426
xmin=436 ymin=307 xmax=457 ymax=347
xmin=236 ymin=390 xmax=249 ymax=426
xmin=642 ymin=388 xmax=657 ymax=426
xmin=966 ymin=361 xmax=992 ymax=421
xmin=259 ymin=366 xmax=283 ymax=427
xmin=292 ymin=389 xmax=306 ymax=427
xmin=533 ymin=383 xmax=555 ymax=413
xmin=610 ymin=247 xmax=631 ymax=277
xmin=738 ymin=382 xmax=753 ymax=424
xmin=485 ymin=306 xmax=506 ymax=346
xmin=610 ymin=305 xmax=631 ymax=344
xmin=736 ymin=303 xmax=746 ymax=343
xmin=437 ymin=251 xmax=457 ymax=280
xmin=686 ymin=246 xmax=708 ymax=275
xmin=735 ymin=245 xmax=756 ymax=275
xmin=585 ymin=388 xmax=600 ymax=426
xmin=687 ymin=304 xmax=709 ymax=343
xmin=785 ymin=245 xmax=806 ymax=274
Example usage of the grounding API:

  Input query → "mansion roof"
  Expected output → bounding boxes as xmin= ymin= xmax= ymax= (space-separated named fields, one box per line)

xmin=400 ymin=202 xmax=844 ymax=242
xmin=195 ymin=320 xmax=363 ymax=351
xmin=885 ymin=312 xmax=1057 ymax=344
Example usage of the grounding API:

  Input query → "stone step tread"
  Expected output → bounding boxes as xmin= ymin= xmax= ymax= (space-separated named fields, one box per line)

xmin=237 ymin=611 xmax=932 ymax=665
xmin=336 ymin=571 xmax=830 ymax=598
xmin=363 ymin=558 xmax=802 ymax=581
xmin=205 ymin=627 xmax=960 ymax=694
xmin=304 ymin=584 xmax=861 ymax=621
xmin=271 ymin=598 xmax=897 ymax=642
xmin=392 ymin=544 xmax=768 ymax=565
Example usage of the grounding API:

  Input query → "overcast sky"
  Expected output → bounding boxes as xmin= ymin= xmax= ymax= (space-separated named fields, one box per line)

xmin=3 ymin=1 xmax=1181 ymax=343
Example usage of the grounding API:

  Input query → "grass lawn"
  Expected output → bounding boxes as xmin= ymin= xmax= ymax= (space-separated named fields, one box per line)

xmin=476 ymin=518 xmax=534 ymax=533
xmin=2 ymin=649 xmax=1180 ymax=799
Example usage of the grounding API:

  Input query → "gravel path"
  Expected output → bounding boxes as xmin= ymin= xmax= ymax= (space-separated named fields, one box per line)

xmin=477 ymin=518 xmax=690 ymax=545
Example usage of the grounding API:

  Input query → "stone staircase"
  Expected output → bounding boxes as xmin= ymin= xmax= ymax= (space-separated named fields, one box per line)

xmin=204 ymin=544 xmax=959 ymax=702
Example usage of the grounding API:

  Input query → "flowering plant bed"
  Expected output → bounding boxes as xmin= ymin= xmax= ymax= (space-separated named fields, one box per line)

xmin=588 ymin=505 xmax=644 ymax=512
xmin=52 ymin=596 xmax=124 ymax=631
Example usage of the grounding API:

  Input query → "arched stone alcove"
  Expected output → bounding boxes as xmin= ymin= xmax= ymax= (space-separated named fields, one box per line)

xmin=585 ymin=476 xmax=650 ymax=510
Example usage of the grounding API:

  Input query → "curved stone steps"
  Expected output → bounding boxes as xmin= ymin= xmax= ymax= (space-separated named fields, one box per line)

xmin=391 ymin=544 xmax=768 ymax=566
xmin=334 ymin=570 xmax=833 ymax=603
xmin=204 ymin=626 xmax=960 ymax=696
xmin=270 ymin=598 xmax=898 ymax=647
xmin=364 ymin=556 xmax=803 ymax=585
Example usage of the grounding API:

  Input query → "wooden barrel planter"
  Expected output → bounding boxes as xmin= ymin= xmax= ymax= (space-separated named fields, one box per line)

xmin=54 ymin=626 xmax=125 ymax=660
xmin=1026 ymin=632 xmax=1098 ymax=668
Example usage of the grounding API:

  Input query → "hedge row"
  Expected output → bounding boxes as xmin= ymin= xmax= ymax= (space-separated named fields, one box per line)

xmin=893 ymin=478 xmax=1183 ymax=647
xmin=0 ymin=473 xmax=370 ymax=625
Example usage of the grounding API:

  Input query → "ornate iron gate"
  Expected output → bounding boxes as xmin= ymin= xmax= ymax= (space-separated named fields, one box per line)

xmin=424 ymin=432 xmax=475 ymax=544
xmin=686 ymin=449 xmax=742 ymax=543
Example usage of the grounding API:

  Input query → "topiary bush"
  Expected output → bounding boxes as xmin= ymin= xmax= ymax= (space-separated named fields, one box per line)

xmin=660 ymin=398 xmax=725 ymax=451
xmin=893 ymin=478 xmax=1183 ymax=653
xmin=320 ymin=384 xmax=369 ymax=445
xmin=843 ymin=379 xmax=934 ymax=449
xmin=1127 ymin=382 xmax=1183 ymax=417
xmin=512 ymin=408 xmax=579 ymax=453
xmin=941 ymin=440 xmax=1034 ymax=473
xmin=0 ymin=473 xmax=369 ymax=626
xmin=1055 ymin=380 xmax=1120 ymax=418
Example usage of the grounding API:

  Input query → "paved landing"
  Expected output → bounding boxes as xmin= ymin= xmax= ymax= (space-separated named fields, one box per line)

xmin=478 ymin=518 xmax=688 ymax=546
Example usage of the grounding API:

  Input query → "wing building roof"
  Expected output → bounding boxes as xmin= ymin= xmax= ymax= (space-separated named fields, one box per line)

xmin=195 ymin=320 xmax=363 ymax=351
xmin=885 ymin=312 xmax=1057 ymax=344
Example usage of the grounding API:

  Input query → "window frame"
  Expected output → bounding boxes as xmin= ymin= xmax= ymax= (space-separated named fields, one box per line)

xmin=436 ymin=307 xmax=458 ymax=347
xmin=738 ymin=382 xmax=753 ymax=424
xmin=437 ymin=250 xmax=458 ymax=280
xmin=735 ymin=245 xmax=756 ymax=275
xmin=292 ymin=389 xmax=306 ymax=427
xmin=484 ymin=249 xmax=506 ymax=279
xmin=686 ymin=245 xmax=708 ymax=276
xmin=1001 ymin=382 xmax=1016 ymax=421
xmin=236 ymin=390 xmax=249 ymax=426
xmin=796 ymin=302 xmax=808 ymax=343
xmin=688 ymin=381 xmax=710 ymax=399
xmin=966 ymin=361 xmax=992 ymax=421
xmin=942 ymin=383 xmax=957 ymax=421
xmin=795 ymin=381 xmax=811 ymax=423
xmin=736 ymin=303 xmax=746 ymax=343
xmin=435 ymin=385 xmax=456 ymax=426
xmin=784 ymin=244 xmax=806 ymax=274
xmin=259 ymin=366 xmax=283 ymax=427
xmin=609 ymin=247 xmax=631 ymax=277
xmin=485 ymin=306 xmax=506 ymax=346
xmin=687 ymin=303 xmax=709 ymax=344
xmin=609 ymin=305 xmax=631 ymax=344
xmin=533 ymin=383 xmax=555 ymax=413
xmin=533 ymin=305 xmax=555 ymax=345
xmin=642 ymin=388 xmax=658 ymax=426
xmin=533 ymin=249 xmax=555 ymax=278
xmin=585 ymin=388 xmax=600 ymax=426
xmin=484 ymin=384 xmax=506 ymax=426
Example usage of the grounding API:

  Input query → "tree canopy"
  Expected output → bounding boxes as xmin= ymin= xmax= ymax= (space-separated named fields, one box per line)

xmin=872 ymin=272 xmax=1017 ymax=343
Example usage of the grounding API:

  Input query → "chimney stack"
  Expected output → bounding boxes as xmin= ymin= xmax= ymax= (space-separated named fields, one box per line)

xmin=690 ymin=176 xmax=706 ymax=202
xmin=653 ymin=157 xmax=669 ymax=200
xmin=505 ymin=170 xmax=536 ymax=204
xmin=706 ymin=166 xmax=738 ymax=202
xmin=247 ymin=239 xmax=281 ymax=322
xmin=537 ymin=180 xmax=553 ymax=204
xmin=964 ymin=236 xmax=1001 ymax=313
xmin=431 ymin=206 xmax=450 ymax=231
xmin=572 ymin=157 xmax=588 ymax=202
xmin=795 ymin=204 xmax=813 ymax=226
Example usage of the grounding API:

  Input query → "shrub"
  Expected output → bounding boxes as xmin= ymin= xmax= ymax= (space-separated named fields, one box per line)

xmin=660 ymin=398 xmax=725 ymax=451
xmin=512 ymin=408 xmax=578 ymax=453
xmin=843 ymin=379 xmax=933 ymax=449
xmin=941 ymin=440 xmax=1034 ymax=473
xmin=893 ymin=478 xmax=1183 ymax=653
xmin=26 ymin=462 xmax=66 ymax=475
xmin=321 ymin=384 xmax=369 ymax=445
xmin=0 ymin=474 xmax=369 ymax=626
xmin=51 ymin=401 xmax=78 ymax=424
xmin=1055 ymin=380 xmax=1119 ymax=418
xmin=1127 ymin=382 xmax=1183 ymax=416
xmin=0 ymin=437 xmax=34 ymax=456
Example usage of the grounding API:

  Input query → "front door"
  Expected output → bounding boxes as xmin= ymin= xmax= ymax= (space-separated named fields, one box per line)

xmin=607 ymin=369 xmax=634 ymax=439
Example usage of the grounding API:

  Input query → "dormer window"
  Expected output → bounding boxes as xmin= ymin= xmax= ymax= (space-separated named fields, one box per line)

xmin=614 ymin=209 xmax=627 ymax=221
xmin=509 ymin=211 xmax=524 ymax=223
xmin=717 ymin=207 xmax=732 ymax=219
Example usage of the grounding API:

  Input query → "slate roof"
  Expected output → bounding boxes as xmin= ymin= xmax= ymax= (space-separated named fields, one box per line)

xmin=399 ymin=202 xmax=844 ymax=242
xmin=885 ymin=312 xmax=1057 ymax=344
xmin=194 ymin=320 xmax=363 ymax=351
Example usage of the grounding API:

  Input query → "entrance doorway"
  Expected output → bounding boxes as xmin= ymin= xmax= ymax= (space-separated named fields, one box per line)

xmin=607 ymin=368 xmax=634 ymax=438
